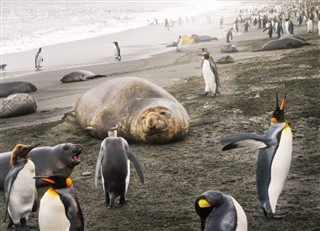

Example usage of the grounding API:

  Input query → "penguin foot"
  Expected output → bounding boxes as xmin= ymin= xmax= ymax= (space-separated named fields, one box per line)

xmin=272 ymin=211 xmax=287 ymax=219
xmin=198 ymin=92 xmax=208 ymax=97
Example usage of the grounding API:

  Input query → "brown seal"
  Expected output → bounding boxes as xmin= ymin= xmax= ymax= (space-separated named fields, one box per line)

xmin=75 ymin=77 xmax=189 ymax=144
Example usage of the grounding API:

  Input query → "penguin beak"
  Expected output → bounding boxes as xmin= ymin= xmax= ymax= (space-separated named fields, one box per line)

xmin=198 ymin=199 xmax=212 ymax=208
xmin=34 ymin=176 xmax=55 ymax=184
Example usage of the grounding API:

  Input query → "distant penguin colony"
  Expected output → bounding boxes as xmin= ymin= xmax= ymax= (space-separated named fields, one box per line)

xmin=113 ymin=41 xmax=121 ymax=61
xmin=4 ymin=144 xmax=37 ymax=229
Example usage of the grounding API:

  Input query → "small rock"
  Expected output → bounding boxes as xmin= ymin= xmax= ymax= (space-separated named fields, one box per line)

xmin=82 ymin=171 xmax=91 ymax=176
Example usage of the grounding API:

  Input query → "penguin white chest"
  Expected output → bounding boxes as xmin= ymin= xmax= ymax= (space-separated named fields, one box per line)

xmin=39 ymin=190 xmax=70 ymax=231
xmin=230 ymin=196 xmax=248 ymax=231
xmin=8 ymin=160 xmax=36 ymax=222
xmin=202 ymin=60 xmax=216 ymax=93
xmin=268 ymin=125 xmax=292 ymax=213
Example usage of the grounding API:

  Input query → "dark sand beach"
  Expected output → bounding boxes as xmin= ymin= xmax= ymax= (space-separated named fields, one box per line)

xmin=1 ymin=20 xmax=320 ymax=231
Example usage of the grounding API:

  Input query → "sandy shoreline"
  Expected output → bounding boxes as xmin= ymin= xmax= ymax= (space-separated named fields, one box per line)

xmin=0 ymin=17 xmax=279 ymax=131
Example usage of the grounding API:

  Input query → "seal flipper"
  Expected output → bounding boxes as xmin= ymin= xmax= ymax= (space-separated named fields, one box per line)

xmin=220 ymin=134 xmax=273 ymax=151
xmin=126 ymin=149 xmax=144 ymax=184
xmin=85 ymin=126 xmax=98 ymax=138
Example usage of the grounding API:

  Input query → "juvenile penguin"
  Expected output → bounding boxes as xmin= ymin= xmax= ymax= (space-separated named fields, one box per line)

xmin=199 ymin=48 xmax=221 ymax=96
xmin=35 ymin=174 xmax=84 ymax=231
xmin=220 ymin=93 xmax=292 ymax=218
xmin=176 ymin=36 xmax=183 ymax=52
xmin=94 ymin=127 xmax=144 ymax=208
xmin=4 ymin=144 xmax=38 ymax=229
xmin=113 ymin=41 xmax=121 ymax=61
xmin=35 ymin=47 xmax=43 ymax=71
xmin=195 ymin=190 xmax=247 ymax=231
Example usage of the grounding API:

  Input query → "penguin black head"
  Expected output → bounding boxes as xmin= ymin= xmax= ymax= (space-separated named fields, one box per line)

xmin=35 ymin=174 xmax=73 ymax=190
xmin=10 ymin=144 xmax=38 ymax=166
xmin=195 ymin=191 xmax=224 ymax=230
xmin=272 ymin=93 xmax=286 ymax=123
xmin=199 ymin=48 xmax=211 ymax=60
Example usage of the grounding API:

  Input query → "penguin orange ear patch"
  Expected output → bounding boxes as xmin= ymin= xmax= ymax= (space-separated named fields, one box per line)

xmin=66 ymin=177 xmax=72 ymax=187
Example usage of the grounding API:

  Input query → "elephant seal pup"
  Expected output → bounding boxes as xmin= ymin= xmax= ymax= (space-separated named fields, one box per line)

xmin=0 ymin=93 xmax=37 ymax=118
xmin=0 ymin=81 xmax=37 ymax=97
xmin=75 ymin=77 xmax=189 ymax=144
xmin=216 ymin=55 xmax=235 ymax=64
xmin=261 ymin=36 xmax=310 ymax=51
xmin=60 ymin=70 xmax=106 ymax=83
xmin=220 ymin=43 xmax=239 ymax=53
xmin=0 ymin=143 xmax=82 ymax=189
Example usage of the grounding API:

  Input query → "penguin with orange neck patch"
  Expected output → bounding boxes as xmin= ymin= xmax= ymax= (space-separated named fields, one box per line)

xmin=220 ymin=93 xmax=292 ymax=218
xmin=35 ymin=174 xmax=84 ymax=231
xmin=4 ymin=144 xmax=38 ymax=229
xmin=195 ymin=190 xmax=247 ymax=231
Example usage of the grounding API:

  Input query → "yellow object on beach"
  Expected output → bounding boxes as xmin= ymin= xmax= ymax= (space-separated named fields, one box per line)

xmin=181 ymin=35 xmax=196 ymax=45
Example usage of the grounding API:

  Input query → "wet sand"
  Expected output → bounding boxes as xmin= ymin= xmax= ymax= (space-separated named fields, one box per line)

xmin=1 ymin=22 xmax=320 ymax=230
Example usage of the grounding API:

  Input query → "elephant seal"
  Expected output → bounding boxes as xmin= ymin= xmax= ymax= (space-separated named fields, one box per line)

xmin=0 ymin=81 xmax=37 ymax=97
xmin=261 ymin=36 xmax=310 ymax=51
xmin=75 ymin=77 xmax=189 ymax=144
xmin=60 ymin=70 xmax=106 ymax=83
xmin=0 ymin=93 xmax=37 ymax=118
xmin=0 ymin=143 xmax=82 ymax=189
xmin=220 ymin=43 xmax=238 ymax=53
xmin=216 ymin=55 xmax=235 ymax=64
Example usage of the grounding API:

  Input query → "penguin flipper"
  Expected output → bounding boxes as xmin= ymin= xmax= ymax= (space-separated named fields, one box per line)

xmin=126 ymin=149 xmax=144 ymax=184
xmin=220 ymin=134 xmax=272 ymax=151
xmin=59 ymin=193 xmax=84 ymax=231
xmin=3 ymin=159 xmax=25 ymax=221
xmin=94 ymin=149 xmax=104 ymax=188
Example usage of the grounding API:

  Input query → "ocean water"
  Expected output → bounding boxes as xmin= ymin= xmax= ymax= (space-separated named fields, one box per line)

xmin=1 ymin=0 xmax=241 ymax=55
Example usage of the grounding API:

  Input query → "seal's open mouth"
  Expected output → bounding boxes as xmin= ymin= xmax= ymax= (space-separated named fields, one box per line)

xmin=71 ymin=145 xmax=82 ymax=165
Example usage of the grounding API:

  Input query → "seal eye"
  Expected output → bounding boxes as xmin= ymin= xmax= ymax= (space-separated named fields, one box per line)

xmin=141 ymin=116 xmax=145 ymax=120
xmin=63 ymin=145 xmax=69 ymax=151
xmin=160 ymin=111 xmax=166 ymax=115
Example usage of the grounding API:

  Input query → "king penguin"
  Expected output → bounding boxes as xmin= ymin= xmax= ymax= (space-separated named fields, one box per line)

xmin=195 ymin=190 xmax=248 ymax=231
xmin=4 ymin=144 xmax=38 ymax=229
xmin=94 ymin=127 xmax=144 ymax=208
xmin=199 ymin=48 xmax=221 ymax=96
xmin=35 ymin=174 xmax=84 ymax=231
xmin=176 ymin=36 xmax=183 ymax=52
xmin=307 ymin=18 xmax=313 ymax=33
xmin=35 ymin=47 xmax=43 ymax=71
xmin=113 ymin=41 xmax=121 ymax=61
xmin=220 ymin=93 xmax=292 ymax=218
